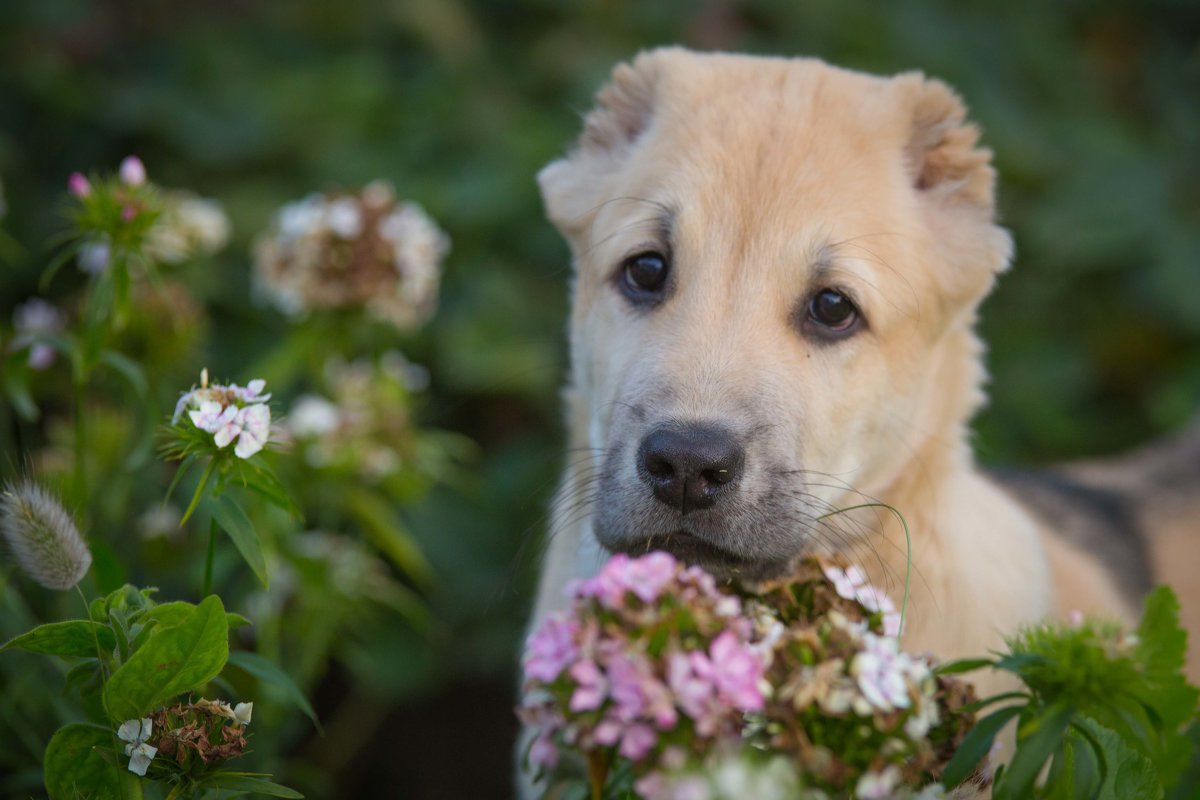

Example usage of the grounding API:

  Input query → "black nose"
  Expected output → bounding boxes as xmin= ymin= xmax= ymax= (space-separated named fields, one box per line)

xmin=637 ymin=424 xmax=745 ymax=514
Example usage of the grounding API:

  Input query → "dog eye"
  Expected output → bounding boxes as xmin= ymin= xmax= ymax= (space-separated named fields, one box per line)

xmin=621 ymin=252 xmax=670 ymax=299
xmin=806 ymin=289 xmax=860 ymax=335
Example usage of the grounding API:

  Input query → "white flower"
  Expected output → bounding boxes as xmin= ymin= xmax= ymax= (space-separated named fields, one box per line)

xmin=233 ymin=701 xmax=253 ymax=725
xmin=233 ymin=404 xmax=271 ymax=459
xmin=11 ymin=298 xmax=65 ymax=371
xmin=288 ymin=395 xmax=341 ymax=437
xmin=79 ymin=240 xmax=111 ymax=274
xmin=326 ymin=197 xmax=363 ymax=238
xmin=855 ymin=765 xmax=900 ymax=799
xmin=117 ymin=717 xmax=157 ymax=776
xmin=190 ymin=400 xmax=233 ymax=433
xmin=850 ymin=633 xmax=912 ymax=712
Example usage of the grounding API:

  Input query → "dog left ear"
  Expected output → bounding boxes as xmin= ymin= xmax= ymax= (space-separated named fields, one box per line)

xmin=900 ymin=75 xmax=997 ymax=209
xmin=898 ymin=73 xmax=1014 ymax=288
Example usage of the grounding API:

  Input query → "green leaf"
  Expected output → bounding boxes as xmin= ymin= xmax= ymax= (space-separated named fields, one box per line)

xmin=1076 ymin=717 xmax=1164 ymax=800
xmin=2 ymin=620 xmax=116 ymax=658
xmin=1133 ymin=586 xmax=1199 ymax=785
xmin=209 ymin=493 xmax=269 ymax=588
xmin=935 ymin=657 xmax=995 ymax=676
xmin=344 ymin=486 xmax=433 ymax=587
xmin=996 ymin=701 xmax=1076 ymax=800
xmin=196 ymin=773 xmax=303 ymax=797
xmin=943 ymin=703 xmax=1024 ymax=787
xmin=103 ymin=595 xmax=229 ymax=722
xmin=227 ymin=650 xmax=322 ymax=733
xmin=2 ymin=355 xmax=40 ymax=421
xmin=43 ymin=723 xmax=133 ymax=800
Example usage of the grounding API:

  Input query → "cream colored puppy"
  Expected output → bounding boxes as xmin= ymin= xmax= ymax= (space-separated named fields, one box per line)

xmin=530 ymin=47 xmax=1199 ymax=717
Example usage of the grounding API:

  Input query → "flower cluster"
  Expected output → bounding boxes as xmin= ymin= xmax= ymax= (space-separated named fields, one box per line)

xmin=119 ymin=699 xmax=254 ymax=776
xmin=67 ymin=156 xmax=228 ymax=276
xmin=145 ymin=189 xmax=231 ymax=264
xmin=173 ymin=370 xmax=272 ymax=459
xmin=10 ymin=298 xmax=65 ymax=370
xmin=282 ymin=352 xmax=430 ymax=480
xmin=520 ymin=555 xmax=980 ymax=800
xmin=519 ymin=552 xmax=766 ymax=785
xmin=253 ymin=181 xmax=448 ymax=330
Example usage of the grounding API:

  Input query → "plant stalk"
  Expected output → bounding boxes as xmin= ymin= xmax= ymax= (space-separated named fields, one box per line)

xmin=202 ymin=517 xmax=217 ymax=597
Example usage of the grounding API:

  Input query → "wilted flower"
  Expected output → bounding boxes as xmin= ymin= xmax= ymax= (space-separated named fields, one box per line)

xmin=253 ymin=181 xmax=448 ymax=330
xmin=0 ymin=480 xmax=91 ymax=591
xmin=117 ymin=718 xmax=157 ymax=776
xmin=146 ymin=700 xmax=249 ymax=770
xmin=174 ymin=372 xmax=273 ymax=459
xmin=10 ymin=298 xmax=65 ymax=370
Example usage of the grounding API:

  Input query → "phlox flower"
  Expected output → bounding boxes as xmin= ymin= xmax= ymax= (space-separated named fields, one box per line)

xmin=117 ymin=717 xmax=157 ymax=776
xmin=524 ymin=613 xmax=579 ymax=683
xmin=850 ymin=633 xmax=912 ymax=713
xmin=855 ymin=765 xmax=901 ymax=799
xmin=119 ymin=156 xmax=146 ymax=186
xmin=175 ymin=374 xmax=273 ymax=459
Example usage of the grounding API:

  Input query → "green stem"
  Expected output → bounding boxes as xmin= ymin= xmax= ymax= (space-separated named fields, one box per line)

xmin=202 ymin=517 xmax=218 ymax=597
xmin=73 ymin=365 xmax=88 ymax=525
xmin=77 ymin=585 xmax=127 ymax=800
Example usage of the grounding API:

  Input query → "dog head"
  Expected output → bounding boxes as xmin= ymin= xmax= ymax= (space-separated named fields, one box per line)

xmin=540 ymin=49 xmax=1012 ymax=579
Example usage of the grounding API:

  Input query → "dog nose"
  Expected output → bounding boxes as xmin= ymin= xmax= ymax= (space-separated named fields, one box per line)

xmin=637 ymin=425 xmax=744 ymax=514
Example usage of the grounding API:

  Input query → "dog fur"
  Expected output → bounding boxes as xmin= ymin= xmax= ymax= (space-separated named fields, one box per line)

xmin=529 ymin=46 xmax=1199 ymax=723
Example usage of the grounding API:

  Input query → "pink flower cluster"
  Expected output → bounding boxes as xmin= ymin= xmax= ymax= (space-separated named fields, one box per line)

xmin=520 ymin=552 xmax=765 ymax=772
xmin=822 ymin=563 xmax=903 ymax=637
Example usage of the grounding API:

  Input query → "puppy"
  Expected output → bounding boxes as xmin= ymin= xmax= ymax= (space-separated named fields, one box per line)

xmin=529 ymin=45 xmax=1199 ymax=730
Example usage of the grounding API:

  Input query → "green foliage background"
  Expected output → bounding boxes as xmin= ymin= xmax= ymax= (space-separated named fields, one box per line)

xmin=1 ymin=0 xmax=1197 ymax=798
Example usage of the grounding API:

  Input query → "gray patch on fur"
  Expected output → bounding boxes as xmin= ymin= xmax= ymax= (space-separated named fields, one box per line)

xmin=991 ymin=466 xmax=1154 ymax=603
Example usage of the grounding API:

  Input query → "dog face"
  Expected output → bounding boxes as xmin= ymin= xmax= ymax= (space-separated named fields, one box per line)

xmin=540 ymin=49 xmax=1013 ymax=579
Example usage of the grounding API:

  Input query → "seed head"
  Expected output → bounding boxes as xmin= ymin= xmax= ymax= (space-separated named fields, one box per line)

xmin=0 ymin=481 xmax=92 ymax=591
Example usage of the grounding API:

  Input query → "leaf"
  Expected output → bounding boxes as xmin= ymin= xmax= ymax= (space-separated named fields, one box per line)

xmin=344 ymin=486 xmax=433 ymax=587
xmin=209 ymin=493 xmax=269 ymax=588
xmin=227 ymin=650 xmax=322 ymax=733
xmin=1133 ymin=586 xmax=1199 ymax=785
xmin=196 ymin=773 xmax=303 ymax=798
xmin=942 ymin=703 xmax=1024 ymax=787
xmin=2 ymin=355 xmax=40 ymax=421
xmin=995 ymin=701 xmax=1076 ymax=800
xmin=43 ymin=723 xmax=131 ymax=800
xmin=2 ymin=620 xmax=116 ymax=658
xmin=103 ymin=595 xmax=229 ymax=722
xmin=935 ymin=657 xmax=995 ymax=676
xmin=1076 ymin=716 xmax=1164 ymax=800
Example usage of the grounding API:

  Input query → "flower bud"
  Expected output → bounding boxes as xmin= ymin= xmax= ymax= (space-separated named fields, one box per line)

xmin=68 ymin=172 xmax=91 ymax=198
xmin=119 ymin=156 xmax=146 ymax=186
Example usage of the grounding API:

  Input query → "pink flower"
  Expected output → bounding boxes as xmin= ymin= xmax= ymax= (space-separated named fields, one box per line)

xmin=68 ymin=172 xmax=91 ymax=198
xmin=569 ymin=659 xmax=606 ymax=712
xmin=824 ymin=563 xmax=903 ymax=637
xmin=622 ymin=551 xmax=678 ymax=603
xmin=121 ymin=204 xmax=138 ymax=222
xmin=529 ymin=730 xmax=559 ymax=768
xmin=618 ymin=722 xmax=657 ymax=760
xmin=706 ymin=631 xmax=765 ymax=711
xmin=524 ymin=613 xmax=579 ymax=683
xmin=119 ymin=156 xmax=146 ymax=186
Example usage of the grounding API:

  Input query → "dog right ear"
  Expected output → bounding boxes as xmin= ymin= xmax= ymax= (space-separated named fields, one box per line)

xmin=538 ymin=51 xmax=664 ymax=238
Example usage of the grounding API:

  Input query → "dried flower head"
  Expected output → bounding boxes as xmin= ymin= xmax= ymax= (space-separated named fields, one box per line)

xmin=0 ymin=480 xmax=91 ymax=590
xmin=253 ymin=181 xmax=448 ymax=329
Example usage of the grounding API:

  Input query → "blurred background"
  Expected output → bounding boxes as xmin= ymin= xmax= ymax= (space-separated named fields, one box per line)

xmin=0 ymin=0 xmax=1197 ymax=798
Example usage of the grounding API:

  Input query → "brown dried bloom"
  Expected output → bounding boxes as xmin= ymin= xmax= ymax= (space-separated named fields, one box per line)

xmin=150 ymin=699 xmax=250 ymax=769
xmin=253 ymin=181 xmax=448 ymax=329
